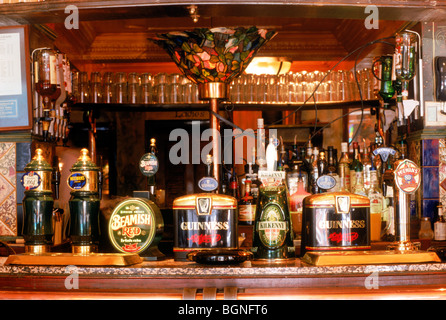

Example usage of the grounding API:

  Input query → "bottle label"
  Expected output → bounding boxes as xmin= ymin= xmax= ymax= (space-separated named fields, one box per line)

xmin=258 ymin=204 xmax=288 ymax=248
xmin=369 ymin=194 xmax=383 ymax=214
xmin=316 ymin=175 xmax=336 ymax=190
xmin=239 ymin=204 xmax=256 ymax=222
xmin=21 ymin=171 xmax=41 ymax=190
xmin=50 ymin=55 xmax=57 ymax=85
xmin=288 ymin=176 xmax=298 ymax=195
xmin=338 ymin=164 xmax=350 ymax=190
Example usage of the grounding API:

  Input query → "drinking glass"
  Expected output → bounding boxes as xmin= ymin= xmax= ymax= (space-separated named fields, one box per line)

xmin=115 ymin=72 xmax=128 ymax=103
xmin=230 ymin=76 xmax=243 ymax=103
xmin=141 ymin=73 xmax=154 ymax=104
xmin=154 ymin=73 xmax=167 ymax=104
xmin=168 ymin=73 xmax=182 ymax=104
xmin=182 ymin=79 xmax=194 ymax=104
xmin=128 ymin=72 xmax=141 ymax=104
xmin=296 ymin=82 xmax=303 ymax=102
xmin=102 ymin=72 xmax=115 ymax=103
xmin=267 ymin=74 xmax=279 ymax=103
xmin=243 ymin=74 xmax=255 ymax=103
xmin=90 ymin=72 xmax=102 ymax=103
xmin=79 ymin=71 xmax=90 ymax=103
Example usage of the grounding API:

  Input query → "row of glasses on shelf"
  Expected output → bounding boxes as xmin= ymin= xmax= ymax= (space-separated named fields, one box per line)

xmin=229 ymin=69 xmax=378 ymax=104
xmin=73 ymin=68 xmax=377 ymax=105
xmin=73 ymin=72 xmax=203 ymax=104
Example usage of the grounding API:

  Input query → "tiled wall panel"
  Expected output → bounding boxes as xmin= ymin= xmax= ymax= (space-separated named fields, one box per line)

xmin=0 ymin=143 xmax=17 ymax=236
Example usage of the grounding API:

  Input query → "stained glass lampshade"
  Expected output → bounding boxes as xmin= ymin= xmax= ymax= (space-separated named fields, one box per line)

xmin=152 ymin=26 xmax=277 ymax=99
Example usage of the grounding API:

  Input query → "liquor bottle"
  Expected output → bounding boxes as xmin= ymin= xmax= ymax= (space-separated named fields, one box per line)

xmin=289 ymin=174 xmax=311 ymax=239
xmin=363 ymin=144 xmax=372 ymax=192
xmin=221 ymin=169 xmax=229 ymax=195
xmin=297 ymin=147 xmax=309 ymax=192
xmin=368 ymin=167 xmax=384 ymax=241
xmin=434 ymin=204 xmax=446 ymax=241
xmin=397 ymin=135 xmax=408 ymax=160
xmin=287 ymin=159 xmax=309 ymax=195
xmin=304 ymin=140 xmax=313 ymax=173
xmin=349 ymin=142 xmax=363 ymax=191
xmin=310 ymin=148 xmax=320 ymax=194
xmin=317 ymin=151 xmax=328 ymax=176
xmin=338 ymin=142 xmax=351 ymax=192
xmin=229 ymin=168 xmax=240 ymax=200
xmin=351 ymin=165 xmax=367 ymax=196
xmin=256 ymin=118 xmax=267 ymax=171
xmin=238 ymin=179 xmax=256 ymax=225
xmin=291 ymin=139 xmax=299 ymax=162
xmin=278 ymin=140 xmax=288 ymax=172
xmin=375 ymin=55 xmax=396 ymax=107
xmin=327 ymin=146 xmax=340 ymax=192
xmin=317 ymin=151 xmax=338 ymax=193
xmin=239 ymin=164 xmax=248 ymax=197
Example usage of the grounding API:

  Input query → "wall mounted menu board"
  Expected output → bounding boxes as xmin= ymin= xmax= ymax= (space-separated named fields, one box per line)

xmin=0 ymin=26 xmax=32 ymax=131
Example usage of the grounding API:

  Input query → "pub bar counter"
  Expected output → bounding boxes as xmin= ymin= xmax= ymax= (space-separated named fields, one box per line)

xmin=1 ymin=0 xmax=446 ymax=300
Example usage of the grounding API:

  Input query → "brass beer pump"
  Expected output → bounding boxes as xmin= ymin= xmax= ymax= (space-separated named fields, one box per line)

xmin=6 ymin=148 xmax=141 ymax=266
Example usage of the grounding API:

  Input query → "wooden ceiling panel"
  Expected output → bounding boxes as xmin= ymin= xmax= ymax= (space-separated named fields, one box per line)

xmin=46 ymin=14 xmax=408 ymax=71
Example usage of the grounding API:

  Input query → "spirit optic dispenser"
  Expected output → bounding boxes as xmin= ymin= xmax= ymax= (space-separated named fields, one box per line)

xmin=67 ymin=148 xmax=102 ymax=254
xmin=21 ymin=149 xmax=59 ymax=254
xmin=33 ymin=48 xmax=58 ymax=142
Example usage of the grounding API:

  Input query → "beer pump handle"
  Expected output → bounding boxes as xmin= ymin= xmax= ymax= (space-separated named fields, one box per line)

xmin=98 ymin=169 xmax=103 ymax=200
xmin=52 ymin=156 xmax=60 ymax=200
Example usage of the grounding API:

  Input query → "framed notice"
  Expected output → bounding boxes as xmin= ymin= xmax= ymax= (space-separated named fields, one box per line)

xmin=0 ymin=25 xmax=32 ymax=131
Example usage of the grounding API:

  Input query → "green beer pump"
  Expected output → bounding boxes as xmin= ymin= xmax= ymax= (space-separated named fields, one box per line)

xmin=67 ymin=148 xmax=102 ymax=254
xmin=21 ymin=148 xmax=59 ymax=254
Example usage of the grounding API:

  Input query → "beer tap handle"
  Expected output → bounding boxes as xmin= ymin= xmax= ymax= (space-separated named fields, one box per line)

xmin=52 ymin=156 xmax=60 ymax=200
xmin=98 ymin=169 xmax=103 ymax=200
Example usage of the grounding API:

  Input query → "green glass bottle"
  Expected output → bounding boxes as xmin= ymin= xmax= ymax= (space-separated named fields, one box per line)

xmin=252 ymin=184 xmax=295 ymax=260
xmin=373 ymin=55 xmax=395 ymax=107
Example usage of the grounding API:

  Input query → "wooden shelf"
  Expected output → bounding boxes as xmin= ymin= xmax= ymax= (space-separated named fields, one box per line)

xmin=70 ymin=100 xmax=380 ymax=112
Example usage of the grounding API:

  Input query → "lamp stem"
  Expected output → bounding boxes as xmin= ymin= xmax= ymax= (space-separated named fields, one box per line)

xmin=209 ymin=98 xmax=220 ymax=191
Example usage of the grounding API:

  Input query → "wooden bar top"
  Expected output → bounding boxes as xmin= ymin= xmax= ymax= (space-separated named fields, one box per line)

xmin=1 ymin=247 xmax=446 ymax=300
